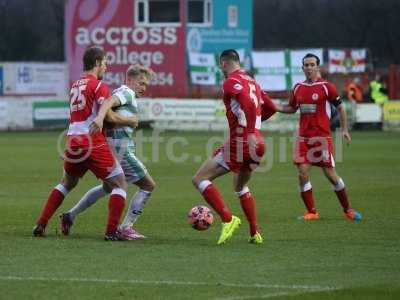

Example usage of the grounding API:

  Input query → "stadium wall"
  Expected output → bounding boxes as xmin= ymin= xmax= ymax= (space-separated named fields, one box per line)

xmin=0 ymin=97 xmax=374 ymax=132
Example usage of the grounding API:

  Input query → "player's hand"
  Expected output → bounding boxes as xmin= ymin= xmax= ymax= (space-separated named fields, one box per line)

xmin=248 ymin=133 xmax=257 ymax=154
xmin=89 ymin=116 xmax=104 ymax=134
xmin=128 ymin=116 xmax=139 ymax=128
xmin=341 ymin=129 xmax=351 ymax=145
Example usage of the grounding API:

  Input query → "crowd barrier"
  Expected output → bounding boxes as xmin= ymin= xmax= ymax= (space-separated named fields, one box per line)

xmin=0 ymin=97 xmax=398 ymax=132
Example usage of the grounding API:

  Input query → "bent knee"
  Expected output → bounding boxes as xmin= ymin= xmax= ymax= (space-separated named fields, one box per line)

xmin=147 ymin=180 xmax=156 ymax=192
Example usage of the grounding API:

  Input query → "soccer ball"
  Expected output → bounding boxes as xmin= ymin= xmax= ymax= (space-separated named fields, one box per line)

xmin=187 ymin=205 xmax=214 ymax=231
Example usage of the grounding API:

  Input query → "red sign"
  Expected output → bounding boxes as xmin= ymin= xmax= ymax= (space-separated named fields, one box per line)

xmin=65 ymin=0 xmax=187 ymax=97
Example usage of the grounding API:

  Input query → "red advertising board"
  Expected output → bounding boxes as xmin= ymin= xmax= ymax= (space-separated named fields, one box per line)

xmin=65 ymin=0 xmax=187 ymax=97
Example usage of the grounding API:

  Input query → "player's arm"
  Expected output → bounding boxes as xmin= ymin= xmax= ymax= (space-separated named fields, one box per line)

xmin=327 ymin=82 xmax=351 ymax=144
xmin=105 ymin=110 xmax=139 ymax=128
xmin=334 ymin=98 xmax=351 ymax=144
xmin=275 ymin=88 xmax=298 ymax=114
xmin=275 ymin=104 xmax=297 ymax=114
xmin=90 ymin=95 xmax=122 ymax=133
xmin=261 ymin=91 xmax=277 ymax=121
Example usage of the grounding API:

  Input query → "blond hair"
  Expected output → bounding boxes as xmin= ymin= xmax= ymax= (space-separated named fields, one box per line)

xmin=126 ymin=64 xmax=154 ymax=80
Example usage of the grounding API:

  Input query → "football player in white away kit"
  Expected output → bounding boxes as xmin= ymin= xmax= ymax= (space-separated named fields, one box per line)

xmin=60 ymin=65 xmax=156 ymax=240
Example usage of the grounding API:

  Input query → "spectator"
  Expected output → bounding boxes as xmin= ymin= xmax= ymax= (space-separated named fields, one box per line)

xmin=346 ymin=77 xmax=363 ymax=102
xmin=370 ymin=74 xmax=388 ymax=105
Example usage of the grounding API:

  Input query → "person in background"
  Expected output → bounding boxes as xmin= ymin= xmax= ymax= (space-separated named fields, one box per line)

xmin=370 ymin=74 xmax=388 ymax=105
xmin=346 ymin=77 xmax=363 ymax=102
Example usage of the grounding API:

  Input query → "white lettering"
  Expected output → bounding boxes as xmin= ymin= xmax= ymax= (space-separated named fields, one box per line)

xmin=107 ymin=46 xmax=165 ymax=66
xmin=74 ymin=27 xmax=178 ymax=46
xmin=149 ymin=27 xmax=162 ymax=45
xmin=91 ymin=27 xmax=105 ymax=44
xmin=127 ymin=51 xmax=139 ymax=64
xmin=164 ymin=27 xmax=177 ymax=45
xmin=106 ymin=27 xmax=120 ymax=45
xmin=132 ymin=27 xmax=148 ymax=45
xmin=120 ymin=27 xmax=132 ymax=45
xmin=139 ymin=52 xmax=152 ymax=67
xmin=75 ymin=27 xmax=90 ymax=45
xmin=106 ymin=51 xmax=116 ymax=64
xmin=153 ymin=51 xmax=164 ymax=65
xmin=103 ymin=72 xmax=174 ymax=87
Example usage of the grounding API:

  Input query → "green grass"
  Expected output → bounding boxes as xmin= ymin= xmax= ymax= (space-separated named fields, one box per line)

xmin=0 ymin=130 xmax=399 ymax=300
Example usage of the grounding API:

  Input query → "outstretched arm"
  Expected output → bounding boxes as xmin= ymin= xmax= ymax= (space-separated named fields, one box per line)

xmin=275 ymin=103 xmax=297 ymax=114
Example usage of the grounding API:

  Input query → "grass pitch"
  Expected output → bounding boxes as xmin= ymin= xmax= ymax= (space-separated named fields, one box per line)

xmin=0 ymin=130 xmax=399 ymax=300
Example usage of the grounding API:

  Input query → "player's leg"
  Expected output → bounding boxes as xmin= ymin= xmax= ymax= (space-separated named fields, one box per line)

xmin=116 ymin=150 xmax=155 ymax=239
xmin=119 ymin=174 xmax=156 ymax=240
xmin=233 ymin=170 xmax=262 ymax=244
xmin=88 ymin=144 xmax=129 ymax=240
xmin=322 ymin=167 xmax=362 ymax=221
xmin=60 ymin=184 xmax=109 ymax=235
xmin=297 ymin=163 xmax=319 ymax=220
xmin=33 ymin=171 xmax=79 ymax=236
xmin=192 ymin=156 xmax=232 ymax=223
xmin=293 ymin=138 xmax=319 ymax=220
xmin=102 ymin=172 xmax=128 ymax=240
xmin=193 ymin=153 xmax=242 ymax=245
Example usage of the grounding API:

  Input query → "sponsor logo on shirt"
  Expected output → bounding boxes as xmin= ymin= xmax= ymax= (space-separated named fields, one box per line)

xmin=299 ymin=104 xmax=316 ymax=113
xmin=233 ymin=83 xmax=243 ymax=91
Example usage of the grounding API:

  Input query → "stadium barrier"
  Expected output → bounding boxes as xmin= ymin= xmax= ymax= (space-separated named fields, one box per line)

xmin=0 ymin=97 xmax=375 ymax=132
xmin=383 ymin=101 xmax=400 ymax=131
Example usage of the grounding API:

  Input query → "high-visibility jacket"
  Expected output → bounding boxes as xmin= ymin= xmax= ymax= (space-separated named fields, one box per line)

xmin=370 ymin=80 xmax=388 ymax=104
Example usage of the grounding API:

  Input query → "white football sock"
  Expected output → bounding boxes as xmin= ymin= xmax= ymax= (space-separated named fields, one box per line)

xmin=120 ymin=189 xmax=152 ymax=228
xmin=68 ymin=185 xmax=108 ymax=220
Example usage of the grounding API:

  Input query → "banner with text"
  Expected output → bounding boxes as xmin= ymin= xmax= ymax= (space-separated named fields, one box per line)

xmin=0 ymin=63 xmax=68 ymax=96
xmin=65 ymin=0 xmax=187 ymax=97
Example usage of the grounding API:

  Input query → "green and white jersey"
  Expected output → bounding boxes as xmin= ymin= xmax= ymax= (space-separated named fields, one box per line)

xmin=105 ymin=85 xmax=138 ymax=155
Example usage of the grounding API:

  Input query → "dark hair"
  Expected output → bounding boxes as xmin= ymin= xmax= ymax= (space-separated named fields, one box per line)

xmin=220 ymin=49 xmax=240 ymax=63
xmin=83 ymin=46 xmax=106 ymax=71
xmin=302 ymin=53 xmax=320 ymax=66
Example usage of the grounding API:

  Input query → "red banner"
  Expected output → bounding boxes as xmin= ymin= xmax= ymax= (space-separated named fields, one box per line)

xmin=65 ymin=0 xmax=187 ymax=97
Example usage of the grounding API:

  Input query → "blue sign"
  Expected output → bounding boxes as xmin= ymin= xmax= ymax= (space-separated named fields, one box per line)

xmin=17 ymin=65 xmax=34 ymax=83
xmin=186 ymin=0 xmax=252 ymax=54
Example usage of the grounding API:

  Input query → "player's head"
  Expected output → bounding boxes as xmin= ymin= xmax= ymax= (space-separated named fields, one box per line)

xmin=219 ymin=49 xmax=240 ymax=77
xmin=126 ymin=65 xmax=154 ymax=97
xmin=83 ymin=46 xmax=107 ymax=79
xmin=302 ymin=53 xmax=320 ymax=81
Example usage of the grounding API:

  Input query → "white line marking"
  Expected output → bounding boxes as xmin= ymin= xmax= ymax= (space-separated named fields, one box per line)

xmin=215 ymin=291 xmax=293 ymax=300
xmin=0 ymin=276 xmax=337 ymax=291
xmin=215 ymin=286 xmax=340 ymax=300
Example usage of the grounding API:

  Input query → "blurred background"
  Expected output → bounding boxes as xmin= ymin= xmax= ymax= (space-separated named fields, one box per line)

xmin=0 ymin=0 xmax=399 ymax=131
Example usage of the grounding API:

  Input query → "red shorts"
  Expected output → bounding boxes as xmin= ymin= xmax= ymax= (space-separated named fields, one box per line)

xmin=63 ymin=143 xmax=122 ymax=179
xmin=213 ymin=137 xmax=266 ymax=173
xmin=293 ymin=137 xmax=335 ymax=168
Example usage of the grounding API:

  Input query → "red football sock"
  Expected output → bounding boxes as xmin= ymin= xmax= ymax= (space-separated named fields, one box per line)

xmin=335 ymin=188 xmax=350 ymax=212
xmin=37 ymin=188 xmax=65 ymax=226
xmin=106 ymin=194 xmax=125 ymax=234
xmin=239 ymin=192 xmax=258 ymax=236
xmin=202 ymin=184 xmax=232 ymax=222
xmin=301 ymin=190 xmax=317 ymax=214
